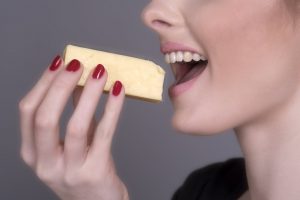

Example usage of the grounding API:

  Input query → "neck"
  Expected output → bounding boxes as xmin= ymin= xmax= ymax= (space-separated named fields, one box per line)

xmin=235 ymin=94 xmax=300 ymax=200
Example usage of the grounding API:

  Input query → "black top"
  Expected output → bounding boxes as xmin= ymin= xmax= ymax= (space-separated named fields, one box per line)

xmin=172 ymin=158 xmax=248 ymax=200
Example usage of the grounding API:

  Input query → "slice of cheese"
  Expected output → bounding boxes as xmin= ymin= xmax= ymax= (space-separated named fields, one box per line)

xmin=63 ymin=44 xmax=165 ymax=102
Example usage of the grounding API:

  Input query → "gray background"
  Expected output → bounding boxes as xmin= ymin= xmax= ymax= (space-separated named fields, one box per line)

xmin=0 ymin=0 xmax=242 ymax=199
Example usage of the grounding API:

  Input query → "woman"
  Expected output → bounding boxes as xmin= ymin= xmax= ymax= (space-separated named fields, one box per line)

xmin=19 ymin=0 xmax=300 ymax=199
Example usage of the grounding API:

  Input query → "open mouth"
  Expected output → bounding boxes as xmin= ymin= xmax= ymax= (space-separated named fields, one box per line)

xmin=174 ymin=60 xmax=208 ymax=84
xmin=164 ymin=51 xmax=208 ymax=85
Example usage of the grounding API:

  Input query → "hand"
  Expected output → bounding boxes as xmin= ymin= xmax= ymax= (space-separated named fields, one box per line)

xmin=19 ymin=55 xmax=129 ymax=200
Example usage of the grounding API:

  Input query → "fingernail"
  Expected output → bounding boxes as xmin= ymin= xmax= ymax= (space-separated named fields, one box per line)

xmin=49 ymin=55 xmax=62 ymax=71
xmin=112 ymin=81 xmax=122 ymax=96
xmin=92 ymin=64 xmax=105 ymax=79
xmin=66 ymin=59 xmax=80 ymax=72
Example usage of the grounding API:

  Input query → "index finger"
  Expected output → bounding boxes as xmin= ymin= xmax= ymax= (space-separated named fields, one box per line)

xmin=19 ymin=55 xmax=63 ymax=166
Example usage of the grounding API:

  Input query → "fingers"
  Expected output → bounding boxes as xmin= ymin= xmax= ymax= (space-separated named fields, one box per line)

xmin=20 ymin=54 xmax=125 ymax=176
xmin=89 ymin=80 xmax=125 ymax=160
xmin=64 ymin=64 xmax=107 ymax=168
xmin=19 ymin=55 xmax=63 ymax=167
xmin=34 ymin=59 xmax=83 ymax=167
xmin=72 ymin=87 xmax=96 ymax=145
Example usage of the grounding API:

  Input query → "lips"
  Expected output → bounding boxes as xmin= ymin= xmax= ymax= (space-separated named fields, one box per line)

xmin=161 ymin=42 xmax=208 ymax=95
xmin=164 ymin=51 xmax=208 ymax=85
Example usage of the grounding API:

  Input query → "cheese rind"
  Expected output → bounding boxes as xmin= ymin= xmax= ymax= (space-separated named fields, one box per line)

xmin=64 ymin=44 xmax=165 ymax=102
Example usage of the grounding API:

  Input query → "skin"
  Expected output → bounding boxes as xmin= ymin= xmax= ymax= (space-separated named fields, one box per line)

xmin=19 ymin=0 xmax=300 ymax=200
xmin=19 ymin=61 xmax=129 ymax=200
xmin=142 ymin=0 xmax=300 ymax=199
xmin=143 ymin=0 xmax=300 ymax=135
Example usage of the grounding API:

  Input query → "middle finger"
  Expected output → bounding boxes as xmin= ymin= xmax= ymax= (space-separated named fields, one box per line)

xmin=64 ymin=64 xmax=107 ymax=168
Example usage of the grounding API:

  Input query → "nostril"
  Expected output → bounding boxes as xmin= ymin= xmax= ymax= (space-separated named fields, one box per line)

xmin=152 ymin=19 xmax=172 ymax=28
xmin=141 ymin=3 xmax=173 ymax=30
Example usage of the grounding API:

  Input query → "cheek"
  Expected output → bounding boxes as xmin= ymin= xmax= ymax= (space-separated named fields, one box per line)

xmin=172 ymin=2 xmax=299 ymax=134
xmin=171 ymin=66 xmax=297 ymax=135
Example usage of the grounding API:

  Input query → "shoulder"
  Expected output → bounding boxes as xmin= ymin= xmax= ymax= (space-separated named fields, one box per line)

xmin=172 ymin=158 xmax=248 ymax=200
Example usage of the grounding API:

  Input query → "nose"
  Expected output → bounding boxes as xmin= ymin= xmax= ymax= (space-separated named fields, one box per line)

xmin=141 ymin=0 xmax=183 ymax=33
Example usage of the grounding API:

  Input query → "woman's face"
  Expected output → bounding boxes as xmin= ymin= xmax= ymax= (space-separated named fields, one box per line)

xmin=142 ymin=0 xmax=300 ymax=135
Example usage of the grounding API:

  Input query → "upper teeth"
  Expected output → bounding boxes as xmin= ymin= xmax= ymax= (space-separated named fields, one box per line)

xmin=165 ymin=51 xmax=207 ymax=64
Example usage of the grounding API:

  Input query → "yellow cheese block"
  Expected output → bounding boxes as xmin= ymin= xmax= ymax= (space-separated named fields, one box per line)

xmin=63 ymin=44 xmax=165 ymax=102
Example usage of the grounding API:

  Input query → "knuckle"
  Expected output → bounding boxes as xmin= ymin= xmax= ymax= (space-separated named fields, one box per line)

xmin=19 ymin=98 xmax=35 ymax=114
xmin=34 ymin=110 xmax=56 ymax=130
xmin=20 ymin=150 xmax=35 ymax=167
xmin=66 ymin=121 xmax=87 ymax=140
xmin=63 ymin=171 xmax=106 ymax=187
xmin=104 ymin=106 xmax=118 ymax=121
xmin=104 ymin=106 xmax=115 ymax=116
xmin=36 ymin=167 xmax=56 ymax=184
xmin=53 ymin=76 xmax=71 ymax=90
xmin=63 ymin=172 xmax=83 ymax=187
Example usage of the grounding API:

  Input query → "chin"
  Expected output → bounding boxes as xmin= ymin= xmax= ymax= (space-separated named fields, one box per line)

xmin=171 ymin=111 xmax=231 ymax=135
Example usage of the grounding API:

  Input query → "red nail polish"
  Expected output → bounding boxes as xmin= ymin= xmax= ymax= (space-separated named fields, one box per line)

xmin=112 ymin=81 xmax=122 ymax=96
xmin=92 ymin=64 xmax=105 ymax=79
xmin=49 ymin=55 xmax=62 ymax=71
xmin=66 ymin=59 xmax=80 ymax=72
